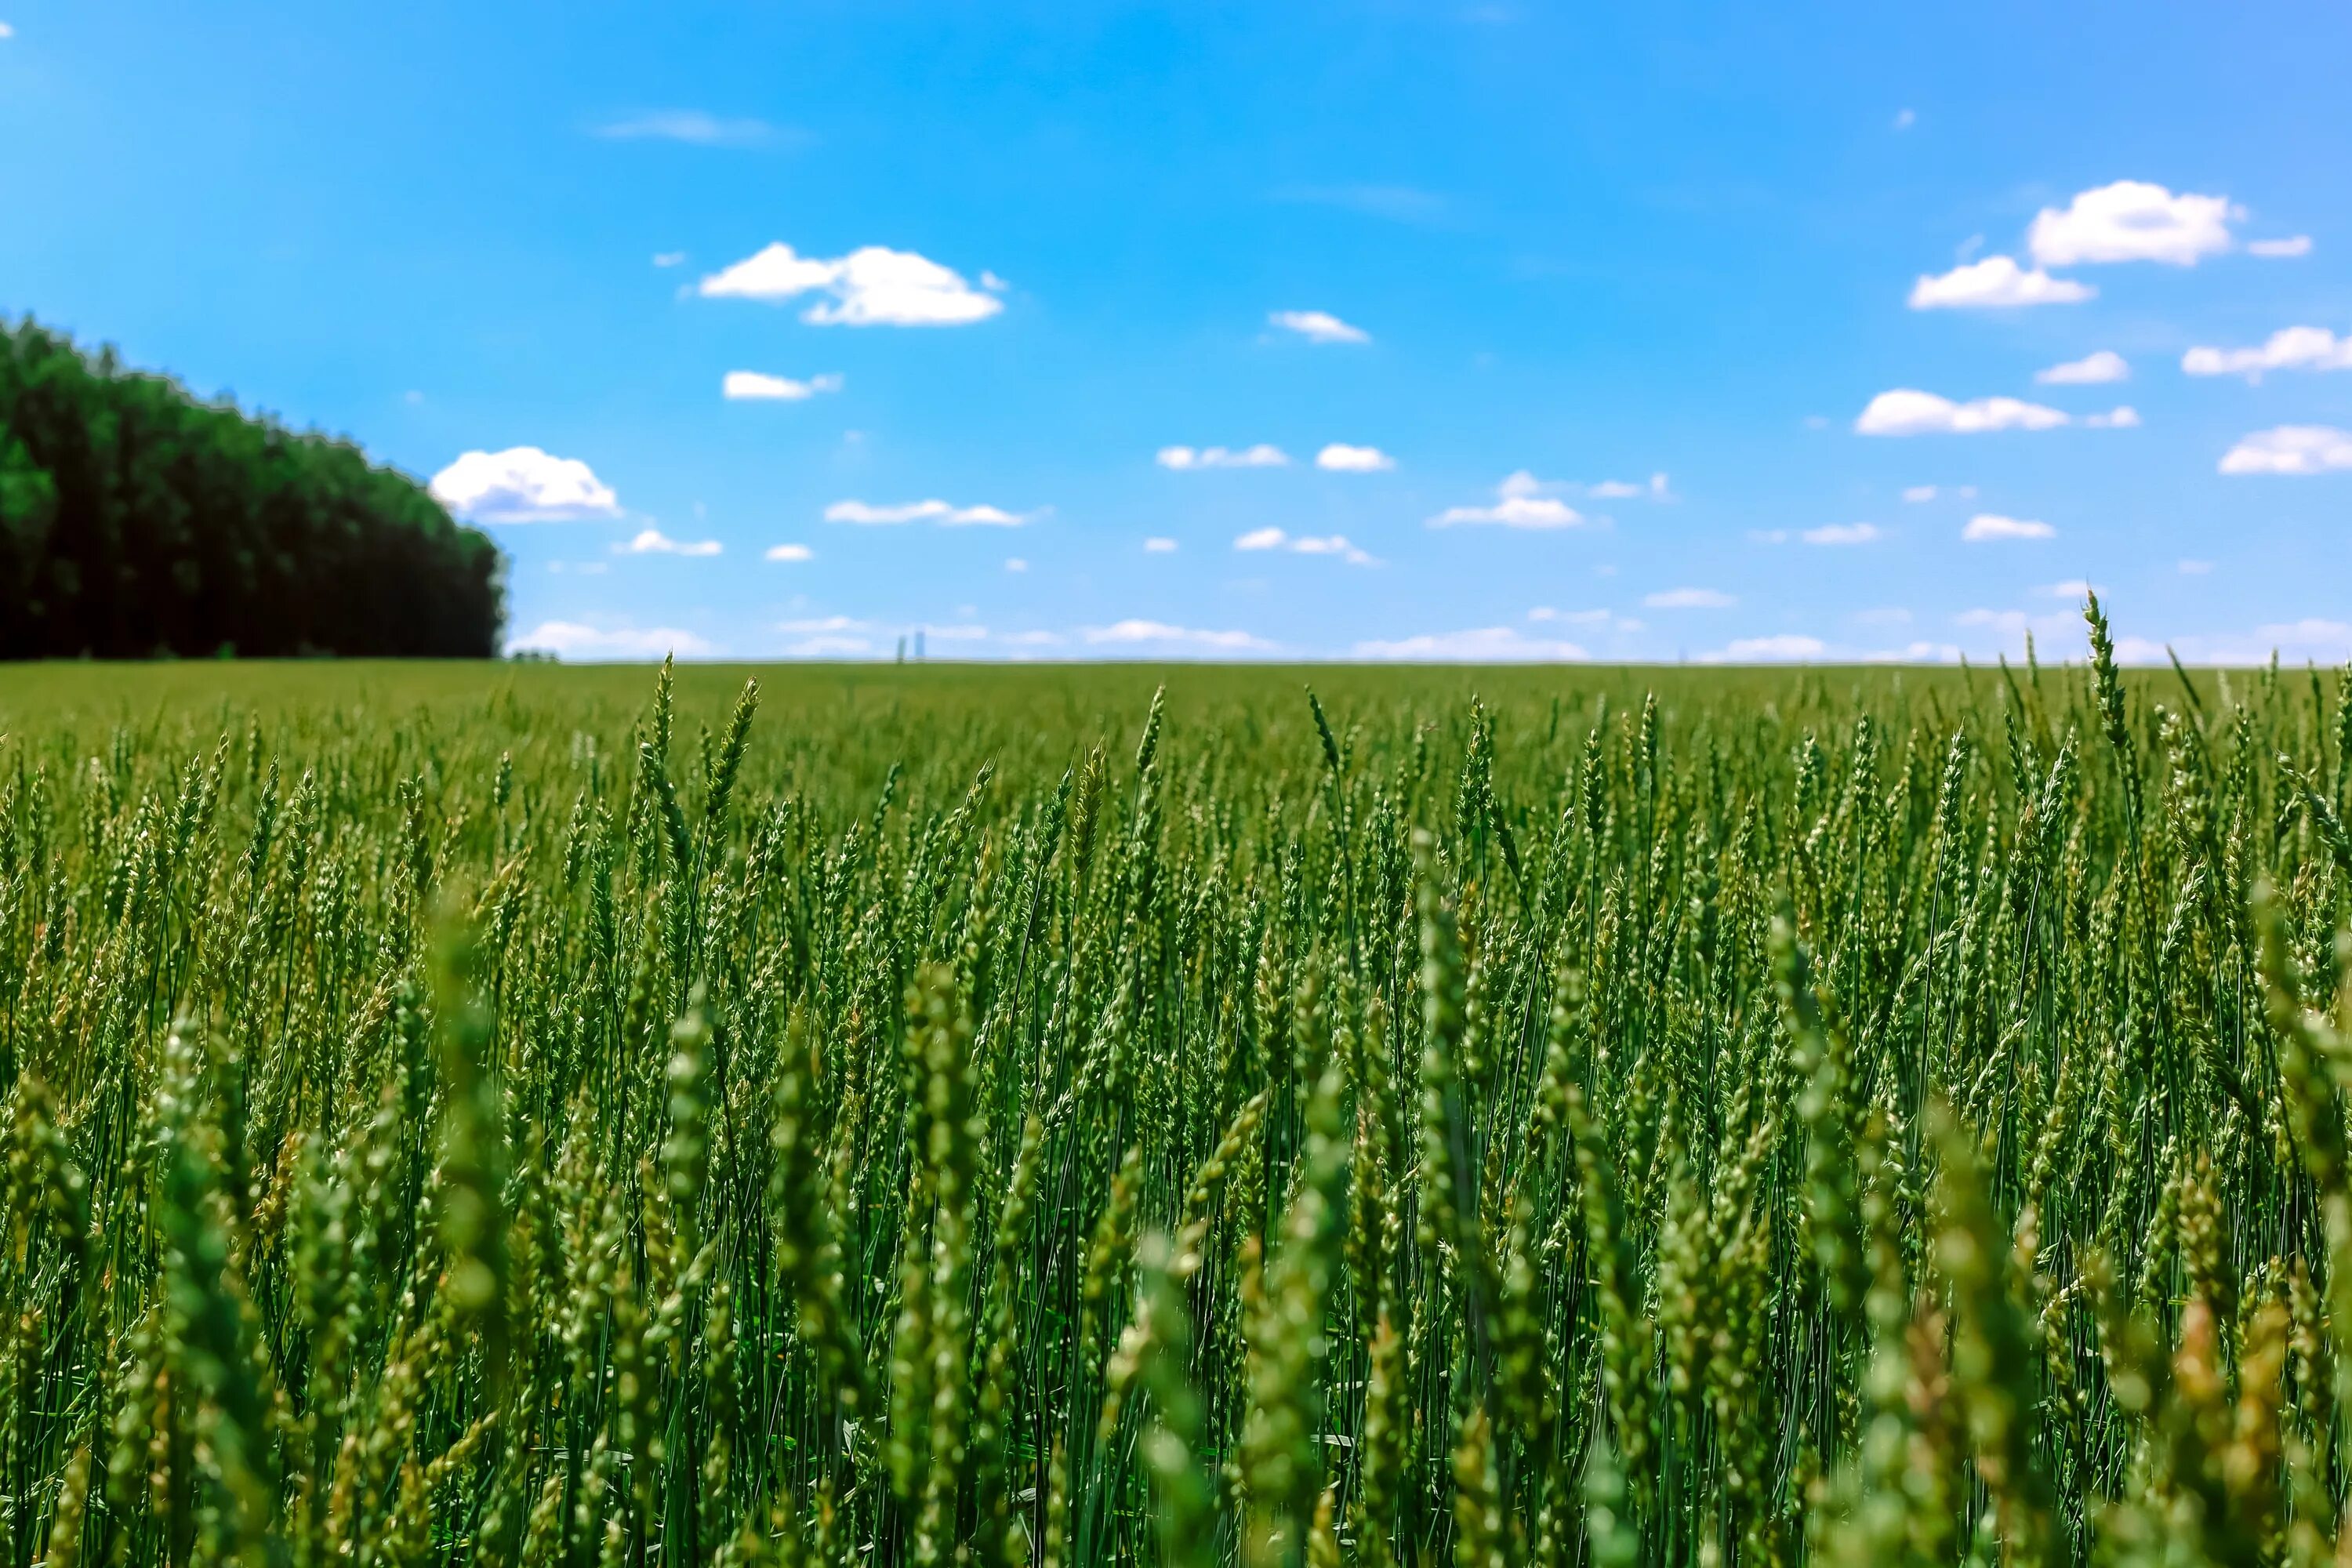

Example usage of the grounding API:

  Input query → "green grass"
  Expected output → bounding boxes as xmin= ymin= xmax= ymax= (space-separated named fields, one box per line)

xmin=0 ymin=621 xmax=2347 ymax=1566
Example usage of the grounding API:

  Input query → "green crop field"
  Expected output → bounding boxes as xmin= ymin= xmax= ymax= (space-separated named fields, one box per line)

xmin=2 ymin=609 xmax=2349 ymax=1567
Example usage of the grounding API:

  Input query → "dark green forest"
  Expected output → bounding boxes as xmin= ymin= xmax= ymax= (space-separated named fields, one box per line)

xmin=0 ymin=319 xmax=505 ymax=658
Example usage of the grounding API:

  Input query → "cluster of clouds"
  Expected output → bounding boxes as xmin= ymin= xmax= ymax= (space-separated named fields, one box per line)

xmin=1907 ymin=180 xmax=2301 ymax=310
xmin=1234 ymin=528 xmax=1377 ymax=565
xmin=1156 ymin=441 xmax=1395 ymax=471
xmin=1891 ymin=180 xmax=2347 ymax=479
xmin=695 ymin=241 xmax=1007 ymax=326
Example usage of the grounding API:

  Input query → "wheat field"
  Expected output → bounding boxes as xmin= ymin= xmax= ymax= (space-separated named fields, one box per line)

xmin=1 ymin=606 xmax=2348 ymax=1566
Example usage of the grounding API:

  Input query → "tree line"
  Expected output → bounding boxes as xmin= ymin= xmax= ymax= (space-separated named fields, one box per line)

xmin=0 ymin=318 xmax=504 ymax=658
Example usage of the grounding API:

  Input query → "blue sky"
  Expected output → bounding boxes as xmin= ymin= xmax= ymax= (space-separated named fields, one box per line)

xmin=4 ymin=1 xmax=2348 ymax=662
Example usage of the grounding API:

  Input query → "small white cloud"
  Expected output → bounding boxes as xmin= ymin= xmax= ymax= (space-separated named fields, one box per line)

xmin=1749 ymin=529 xmax=1790 ymax=545
xmin=1004 ymin=557 xmax=1029 ymax=572
xmin=1316 ymin=442 xmax=1396 ymax=472
xmin=1527 ymin=607 xmax=1613 ymax=626
xmin=1856 ymin=390 xmax=2068 ymax=436
xmin=778 ymin=615 xmax=873 ymax=635
xmin=2179 ymin=558 xmax=2214 ymax=575
xmin=653 ymin=252 xmax=688 ymax=267
xmin=2028 ymin=180 xmax=2237 ymax=267
xmin=1269 ymin=309 xmax=1370 ymax=344
xmin=1962 ymin=513 xmax=2055 ymax=542
xmin=2249 ymin=235 xmax=2314 ymax=259
xmin=2219 ymin=425 xmax=2352 ymax=475
xmin=618 ymin=528 xmax=721 ymax=557
xmin=1430 ymin=471 xmax=1587 ymax=528
xmin=2036 ymin=350 xmax=2129 ymax=385
xmin=1143 ymin=536 xmax=1179 ymax=553
xmin=1083 ymin=619 xmax=1273 ymax=652
xmin=430 ymin=447 xmax=621 ymax=521
xmin=404 ymin=390 xmax=425 ymax=405
xmin=592 ymin=111 xmax=782 ymax=147
xmin=698 ymin=242 xmax=1001 ymax=326
xmin=512 ymin=622 xmax=714 ymax=659
xmin=0 ymin=22 xmax=13 ymax=38
xmin=1584 ymin=471 xmax=1673 ymax=501
xmin=1232 ymin=527 xmax=1375 ymax=564
xmin=1644 ymin=587 xmax=1735 ymax=608
xmin=1892 ymin=107 xmax=1916 ymax=131
xmin=1802 ymin=522 xmax=1882 ymax=546
xmin=1909 ymin=256 xmax=2095 ymax=310
xmin=2182 ymin=327 xmax=2352 ymax=381
xmin=724 ymin=370 xmax=844 ymax=401
xmin=764 ymin=543 xmax=815 ymax=562
xmin=825 ymin=499 xmax=1033 ymax=526
xmin=2041 ymin=579 xmax=2097 ymax=599
xmin=1703 ymin=634 xmax=1828 ymax=662
xmin=2083 ymin=406 xmax=2140 ymax=429
xmin=1157 ymin=444 xmax=1290 ymax=470
xmin=1354 ymin=626 xmax=1590 ymax=662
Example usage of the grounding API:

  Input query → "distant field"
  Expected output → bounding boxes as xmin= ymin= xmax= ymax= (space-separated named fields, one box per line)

xmin=0 ymin=638 xmax=2345 ymax=1566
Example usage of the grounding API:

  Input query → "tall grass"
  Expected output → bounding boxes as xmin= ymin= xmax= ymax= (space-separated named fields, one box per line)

xmin=0 ymin=615 xmax=2347 ymax=1565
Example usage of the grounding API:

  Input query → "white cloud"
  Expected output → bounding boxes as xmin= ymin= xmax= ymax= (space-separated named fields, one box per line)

xmin=617 ymin=528 xmax=721 ymax=557
xmin=2182 ymin=327 xmax=2352 ymax=381
xmin=653 ymin=252 xmax=687 ymax=267
xmin=1900 ymin=484 xmax=1976 ymax=503
xmin=698 ymin=242 xmax=1001 ymax=326
xmin=724 ymin=370 xmax=844 ymax=401
xmin=1527 ymin=607 xmax=1612 ymax=626
xmin=511 ymin=622 xmax=713 ymax=659
xmin=1856 ymin=390 xmax=2068 ymax=436
xmin=1143 ymin=537 xmax=1179 ymax=553
xmin=1005 ymin=557 xmax=1029 ymax=572
xmin=1909 ymin=256 xmax=2095 ymax=310
xmin=2084 ymin=406 xmax=2141 ymax=429
xmin=1585 ymin=471 xmax=1673 ymax=500
xmin=0 ymin=22 xmax=13 ymax=38
xmin=1962 ymin=514 xmax=2055 ymax=542
xmin=2041 ymin=579 xmax=2097 ymax=599
xmin=779 ymin=615 xmax=873 ymax=634
xmin=1269 ymin=309 xmax=1370 ymax=344
xmin=2219 ymin=426 xmax=2352 ymax=475
xmin=1316 ymin=442 xmax=1396 ymax=472
xmin=1749 ymin=529 xmax=1789 ymax=545
xmin=1429 ymin=471 xmax=1587 ymax=528
xmin=593 ymin=111 xmax=782 ymax=147
xmin=1232 ymin=528 xmax=1376 ymax=564
xmin=2027 ymin=180 xmax=2235 ymax=267
xmin=824 ymin=499 xmax=1033 ymax=526
xmin=1644 ymin=587 xmax=1735 ymax=608
xmin=1353 ymin=626 xmax=1590 ymax=662
xmin=2249 ymin=235 xmax=2314 ymax=259
xmin=2036 ymin=350 xmax=2129 ymax=385
xmin=1082 ymin=619 xmax=1273 ymax=653
xmin=1802 ymin=522 xmax=1882 ymax=546
xmin=430 ymin=447 xmax=621 ymax=521
xmin=1893 ymin=107 xmax=1916 ymax=131
xmin=1702 ymin=634 xmax=1828 ymax=662
xmin=764 ymin=543 xmax=815 ymax=562
xmin=1157 ymin=444 xmax=1290 ymax=470
xmin=2179 ymin=559 xmax=2214 ymax=575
